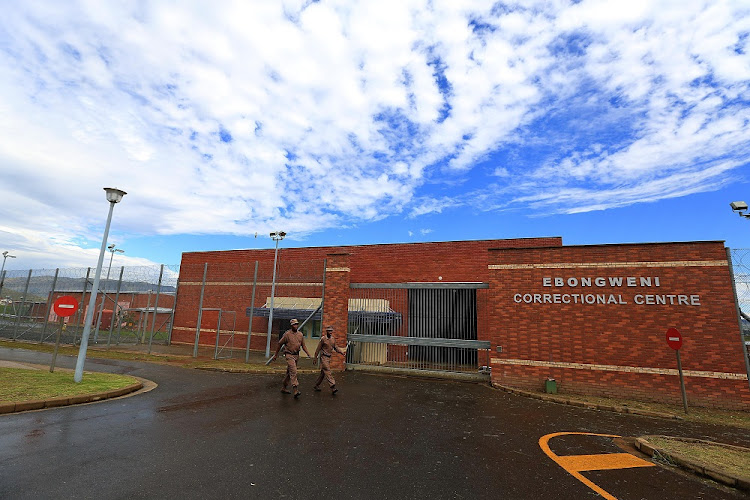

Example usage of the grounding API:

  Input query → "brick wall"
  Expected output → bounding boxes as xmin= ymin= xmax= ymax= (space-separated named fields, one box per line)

xmin=171 ymin=237 xmax=562 ymax=350
xmin=487 ymin=241 xmax=750 ymax=409
xmin=321 ymin=253 xmax=351 ymax=370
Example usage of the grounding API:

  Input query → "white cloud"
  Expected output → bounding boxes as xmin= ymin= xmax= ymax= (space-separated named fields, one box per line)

xmin=0 ymin=0 xmax=747 ymax=268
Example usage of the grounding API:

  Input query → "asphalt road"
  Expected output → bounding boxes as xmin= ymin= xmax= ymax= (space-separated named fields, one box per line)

xmin=0 ymin=346 xmax=747 ymax=499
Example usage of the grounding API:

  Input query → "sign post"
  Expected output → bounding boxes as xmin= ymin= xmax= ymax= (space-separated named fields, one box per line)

xmin=51 ymin=296 xmax=79 ymax=372
xmin=665 ymin=327 xmax=688 ymax=414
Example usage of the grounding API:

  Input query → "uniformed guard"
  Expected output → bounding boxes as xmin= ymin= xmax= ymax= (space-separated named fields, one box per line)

xmin=270 ymin=318 xmax=313 ymax=398
xmin=313 ymin=325 xmax=346 ymax=394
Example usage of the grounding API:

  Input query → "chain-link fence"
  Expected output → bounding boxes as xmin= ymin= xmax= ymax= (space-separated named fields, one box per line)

xmin=0 ymin=264 xmax=179 ymax=349
xmin=730 ymin=249 xmax=750 ymax=339
xmin=174 ymin=258 xmax=326 ymax=360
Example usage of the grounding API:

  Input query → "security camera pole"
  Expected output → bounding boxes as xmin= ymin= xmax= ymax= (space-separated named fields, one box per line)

xmin=74 ymin=188 xmax=127 ymax=383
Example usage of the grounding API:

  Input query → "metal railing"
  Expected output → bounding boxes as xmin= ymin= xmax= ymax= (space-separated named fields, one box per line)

xmin=346 ymin=333 xmax=491 ymax=374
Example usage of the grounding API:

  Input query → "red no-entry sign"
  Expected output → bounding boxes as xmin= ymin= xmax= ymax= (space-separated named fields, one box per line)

xmin=665 ymin=327 xmax=683 ymax=350
xmin=53 ymin=295 xmax=79 ymax=318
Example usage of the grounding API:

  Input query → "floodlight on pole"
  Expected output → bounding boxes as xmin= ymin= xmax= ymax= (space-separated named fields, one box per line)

xmin=265 ymin=230 xmax=286 ymax=357
xmin=74 ymin=188 xmax=127 ymax=383
xmin=730 ymin=201 xmax=750 ymax=219
xmin=94 ymin=244 xmax=125 ymax=342
xmin=0 ymin=251 xmax=16 ymax=291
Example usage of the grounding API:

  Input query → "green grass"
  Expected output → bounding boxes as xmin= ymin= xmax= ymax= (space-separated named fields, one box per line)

xmin=0 ymin=367 xmax=138 ymax=403
xmin=0 ymin=339 xmax=192 ymax=365
xmin=647 ymin=436 xmax=750 ymax=479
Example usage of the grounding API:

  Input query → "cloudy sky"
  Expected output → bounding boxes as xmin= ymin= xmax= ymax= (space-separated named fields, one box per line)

xmin=0 ymin=0 xmax=749 ymax=270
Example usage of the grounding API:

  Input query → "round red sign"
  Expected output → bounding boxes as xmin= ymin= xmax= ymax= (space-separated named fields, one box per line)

xmin=665 ymin=327 xmax=683 ymax=350
xmin=53 ymin=295 xmax=79 ymax=318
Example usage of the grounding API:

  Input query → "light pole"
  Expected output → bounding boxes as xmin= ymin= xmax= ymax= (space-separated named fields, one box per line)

xmin=265 ymin=230 xmax=286 ymax=357
xmin=0 ymin=251 xmax=16 ymax=291
xmin=730 ymin=201 xmax=750 ymax=219
xmin=74 ymin=187 xmax=127 ymax=382
xmin=94 ymin=244 xmax=124 ymax=342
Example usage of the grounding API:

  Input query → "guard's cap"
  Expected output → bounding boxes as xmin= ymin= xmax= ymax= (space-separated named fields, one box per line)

xmin=290 ymin=318 xmax=299 ymax=325
xmin=325 ymin=325 xmax=334 ymax=332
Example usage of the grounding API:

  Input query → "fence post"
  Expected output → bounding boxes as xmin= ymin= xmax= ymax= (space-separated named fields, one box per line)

xmin=39 ymin=268 xmax=59 ymax=343
xmin=193 ymin=263 xmax=208 ymax=358
xmin=320 ymin=258 xmax=327 ymax=331
xmin=245 ymin=261 xmax=259 ymax=363
xmin=107 ymin=266 xmax=125 ymax=349
xmin=167 ymin=279 xmax=177 ymax=346
xmin=73 ymin=268 xmax=91 ymax=345
xmin=12 ymin=269 xmax=32 ymax=340
xmin=148 ymin=265 xmax=164 ymax=354
xmin=141 ymin=291 xmax=152 ymax=344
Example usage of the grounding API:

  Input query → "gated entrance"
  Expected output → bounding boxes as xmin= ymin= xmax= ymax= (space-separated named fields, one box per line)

xmin=347 ymin=283 xmax=491 ymax=379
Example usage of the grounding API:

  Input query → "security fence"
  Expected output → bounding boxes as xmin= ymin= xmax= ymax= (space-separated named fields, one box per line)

xmin=0 ymin=264 xmax=179 ymax=349
xmin=175 ymin=258 xmax=326 ymax=360
xmin=730 ymin=249 xmax=750 ymax=337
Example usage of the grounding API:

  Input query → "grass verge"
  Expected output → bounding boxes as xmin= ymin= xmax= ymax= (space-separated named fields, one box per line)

xmin=0 ymin=339 xmax=305 ymax=372
xmin=505 ymin=388 xmax=750 ymax=429
xmin=0 ymin=367 xmax=138 ymax=403
xmin=646 ymin=435 xmax=750 ymax=480
xmin=0 ymin=339 xmax=194 ymax=365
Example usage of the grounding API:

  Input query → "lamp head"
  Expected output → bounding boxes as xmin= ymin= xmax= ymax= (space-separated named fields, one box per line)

xmin=730 ymin=201 xmax=748 ymax=212
xmin=270 ymin=230 xmax=287 ymax=240
xmin=2 ymin=251 xmax=15 ymax=259
xmin=108 ymin=243 xmax=116 ymax=250
xmin=104 ymin=187 xmax=127 ymax=204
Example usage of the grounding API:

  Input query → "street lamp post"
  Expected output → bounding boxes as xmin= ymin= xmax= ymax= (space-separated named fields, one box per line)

xmin=265 ymin=230 xmax=286 ymax=357
xmin=94 ymin=244 xmax=124 ymax=342
xmin=74 ymin=187 xmax=127 ymax=383
xmin=0 ymin=251 xmax=16 ymax=291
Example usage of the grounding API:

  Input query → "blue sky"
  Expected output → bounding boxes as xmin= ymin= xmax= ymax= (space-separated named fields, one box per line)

xmin=0 ymin=0 xmax=749 ymax=270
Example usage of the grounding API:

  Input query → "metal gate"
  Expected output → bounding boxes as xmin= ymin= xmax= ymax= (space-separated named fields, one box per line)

xmin=347 ymin=283 xmax=490 ymax=379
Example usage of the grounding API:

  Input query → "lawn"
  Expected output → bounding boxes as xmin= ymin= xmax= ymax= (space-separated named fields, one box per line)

xmin=0 ymin=367 xmax=139 ymax=403
xmin=646 ymin=435 xmax=750 ymax=480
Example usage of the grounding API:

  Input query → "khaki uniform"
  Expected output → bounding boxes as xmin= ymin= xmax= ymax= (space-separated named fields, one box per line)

xmin=315 ymin=334 xmax=344 ymax=388
xmin=279 ymin=329 xmax=304 ymax=388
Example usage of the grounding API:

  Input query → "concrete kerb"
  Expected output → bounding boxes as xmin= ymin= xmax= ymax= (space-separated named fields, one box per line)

xmin=635 ymin=436 xmax=750 ymax=492
xmin=195 ymin=366 xmax=318 ymax=374
xmin=0 ymin=361 xmax=148 ymax=415
xmin=491 ymin=383 xmax=682 ymax=420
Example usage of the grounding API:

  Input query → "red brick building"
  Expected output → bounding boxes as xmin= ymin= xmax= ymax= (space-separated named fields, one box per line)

xmin=173 ymin=237 xmax=750 ymax=409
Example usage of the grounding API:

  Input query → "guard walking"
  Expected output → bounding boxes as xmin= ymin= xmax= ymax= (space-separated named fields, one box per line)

xmin=313 ymin=325 xmax=346 ymax=394
xmin=270 ymin=318 xmax=313 ymax=398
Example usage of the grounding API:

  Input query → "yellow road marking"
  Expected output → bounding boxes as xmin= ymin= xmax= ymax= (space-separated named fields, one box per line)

xmin=556 ymin=452 xmax=655 ymax=472
xmin=539 ymin=432 xmax=655 ymax=500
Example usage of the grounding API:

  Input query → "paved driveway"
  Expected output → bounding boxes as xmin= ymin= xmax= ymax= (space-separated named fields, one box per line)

xmin=0 ymin=347 xmax=747 ymax=499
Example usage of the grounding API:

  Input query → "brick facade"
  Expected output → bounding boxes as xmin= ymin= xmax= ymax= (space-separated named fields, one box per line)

xmin=321 ymin=253 xmax=351 ymax=370
xmin=171 ymin=237 xmax=749 ymax=408
xmin=487 ymin=241 xmax=750 ymax=409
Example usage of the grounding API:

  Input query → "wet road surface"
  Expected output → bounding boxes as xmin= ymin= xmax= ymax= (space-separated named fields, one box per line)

xmin=0 ymin=347 xmax=747 ymax=499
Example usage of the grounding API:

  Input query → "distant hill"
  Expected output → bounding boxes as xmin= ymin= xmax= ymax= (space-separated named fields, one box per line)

xmin=0 ymin=275 xmax=176 ymax=301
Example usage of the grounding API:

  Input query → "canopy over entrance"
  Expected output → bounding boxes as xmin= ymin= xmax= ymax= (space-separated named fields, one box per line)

xmin=246 ymin=297 xmax=401 ymax=324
